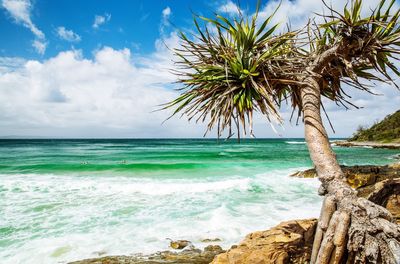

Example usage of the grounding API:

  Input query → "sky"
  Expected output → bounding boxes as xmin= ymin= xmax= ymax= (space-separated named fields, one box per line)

xmin=0 ymin=0 xmax=399 ymax=138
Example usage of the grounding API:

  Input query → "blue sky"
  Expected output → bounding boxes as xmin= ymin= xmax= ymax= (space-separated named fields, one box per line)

xmin=0 ymin=0 xmax=399 ymax=138
xmin=1 ymin=0 xmax=256 ymax=59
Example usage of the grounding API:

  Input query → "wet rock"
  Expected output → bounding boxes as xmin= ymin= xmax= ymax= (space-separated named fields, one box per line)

xmin=334 ymin=141 xmax=400 ymax=149
xmin=204 ymin=245 xmax=223 ymax=252
xmin=200 ymin=238 xmax=222 ymax=243
xmin=211 ymin=219 xmax=317 ymax=264
xmin=290 ymin=169 xmax=316 ymax=178
xmin=386 ymin=194 xmax=400 ymax=223
xmin=168 ymin=239 xmax=192 ymax=250
xmin=69 ymin=244 xmax=225 ymax=264
xmin=291 ymin=164 xmax=400 ymax=224
xmin=390 ymin=162 xmax=400 ymax=169
xmin=290 ymin=164 xmax=400 ymax=189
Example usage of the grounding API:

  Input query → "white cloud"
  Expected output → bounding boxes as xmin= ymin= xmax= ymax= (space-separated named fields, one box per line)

xmin=218 ymin=0 xmax=242 ymax=15
xmin=92 ymin=13 xmax=111 ymax=29
xmin=1 ymin=32 xmax=397 ymax=138
xmin=252 ymin=0 xmax=400 ymax=137
xmin=0 ymin=57 xmax=26 ymax=74
xmin=162 ymin=6 xmax=171 ymax=19
xmin=1 ymin=0 xmax=47 ymax=54
xmin=0 ymin=1 xmax=398 ymax=138
xmin=0 ymin=33 xmax=209 ymax=138
xmin=257 ymin=0 xmax=400 ymax=31
xmin=160 ymin=6 xmax=172 ymax=34
xmin=1 ymin=0 xmax=43 ymax=38
xmin=56 ymin=27 xmax=81 ymax=42
xmin=32 ymin=39 xmax=47 ymax=55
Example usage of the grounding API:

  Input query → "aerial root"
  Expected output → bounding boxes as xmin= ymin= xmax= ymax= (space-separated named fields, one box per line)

xmin=311 ymin=195 xmax=336 ymax=264
xmin=311 ymin=194 xmax=400 ymax=264
xmin=316 ymin=211 xmax=339 ymax=264
xmin=331 ymin=211 xmax=350 ymax=264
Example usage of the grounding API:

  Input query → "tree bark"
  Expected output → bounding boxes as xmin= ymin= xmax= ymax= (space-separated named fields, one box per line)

xmin=301 ymin=72 xmax=400 ymax=263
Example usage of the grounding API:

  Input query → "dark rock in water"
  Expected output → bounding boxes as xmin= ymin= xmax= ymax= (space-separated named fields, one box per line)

xmin=168 ymin=239 xmax=192 ymax=250
xmin=290 ymin=168 xmax=316 ymax=178
xmin=204 ymin=245 xmax=222 ymax=251
xmin=211 ymin=219 xmax=317 ymax=264
xmin=334 ymin=141 xmax=400 ymax=149
xmin=200 ymin=238 xmax=222 ymax=243
xmin=69 ymin=245 xmax=225 ymax=264
xmin=291 ymin=163 xmax=400 ymax=224
xmin=290 ymin=163 xmax=400 ymax=189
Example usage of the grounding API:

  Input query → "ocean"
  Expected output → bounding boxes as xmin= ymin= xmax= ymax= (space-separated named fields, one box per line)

xmin=0 ymin=139 xmax=398 ymax=263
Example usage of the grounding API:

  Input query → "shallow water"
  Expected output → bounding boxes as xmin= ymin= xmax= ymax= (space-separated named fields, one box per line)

xmin=0 ymin=139 xmax=398 ymax=263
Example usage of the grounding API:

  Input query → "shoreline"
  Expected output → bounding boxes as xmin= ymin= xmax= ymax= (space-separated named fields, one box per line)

xmin=333 ymin=140 xmax=400 ymax=149
xmin=69 ymin=219 xmax=318 ymax=264
xmin=69 ymin=162 xmax=400 ymax=264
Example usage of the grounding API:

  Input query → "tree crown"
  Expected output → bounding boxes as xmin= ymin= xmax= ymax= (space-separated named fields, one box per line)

xmin=164 ymin=0 xmax=400 ymax=138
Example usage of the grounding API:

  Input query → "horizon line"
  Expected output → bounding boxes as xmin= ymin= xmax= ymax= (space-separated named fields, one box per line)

xmin=0 ymin=137 xmax=348 ymax=140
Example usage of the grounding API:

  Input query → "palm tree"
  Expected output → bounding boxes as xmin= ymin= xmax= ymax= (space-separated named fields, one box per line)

xmin=164 ymin=0 xmax=400 ymax=263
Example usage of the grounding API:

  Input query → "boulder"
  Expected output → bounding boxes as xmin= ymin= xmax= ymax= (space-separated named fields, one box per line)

xmin=211 ymin=219 xmax=317 ymax=264
xmin=291 ymin=164 xmax=400 ymax=224
xmin=168 ymin=239 xmax=192 ymax=250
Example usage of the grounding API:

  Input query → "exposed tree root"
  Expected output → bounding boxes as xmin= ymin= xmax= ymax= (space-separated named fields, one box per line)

xmin=299 ymin=38 xmax=400 ymax=263
xmin=311 ymin=196 xmax=336 ymax=263
xmin=311 ymin=193 xmax=400 ymax=264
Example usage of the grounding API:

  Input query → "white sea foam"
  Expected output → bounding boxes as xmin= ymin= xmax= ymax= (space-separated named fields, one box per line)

xmin=285 ymin=141 xmax=306 ymax=144
xmin=0 ymin=173 xmax=251 ymax=196
xmin=0 ymin=169 xmax=321 ymax=264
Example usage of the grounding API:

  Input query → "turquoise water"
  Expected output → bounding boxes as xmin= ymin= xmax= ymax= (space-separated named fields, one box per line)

xmin=0 ymin=139 xmax=398 ymax=263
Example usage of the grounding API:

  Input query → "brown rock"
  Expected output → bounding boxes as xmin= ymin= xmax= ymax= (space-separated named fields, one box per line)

xmin=168 ymin=239 xmax=192 ymax=250
xmin=200 ymin=238 xmax=222 ymax=243
xmin=211 ymin=219 xmax=317 ymax=264
xmin=386 ymin=194 xmax=400 ymax=223
xmin=70 ymin=243 xmax=225 ymax=264
xmin=366 ymin=178 xmax=400 ymax=224
xmin=290 ymin=168 xmax=316 ymax=178
xmin=334 ymin=141 xmax=400 ymax=149
xmin=204 ymin=245 xmax=223 ymax=252
xmin=291 ymin=164 xmax=400 ymax=223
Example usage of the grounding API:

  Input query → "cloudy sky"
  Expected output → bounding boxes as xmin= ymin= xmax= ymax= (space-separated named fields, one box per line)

xmin=0 ymin=0 xmax=399 ymax=138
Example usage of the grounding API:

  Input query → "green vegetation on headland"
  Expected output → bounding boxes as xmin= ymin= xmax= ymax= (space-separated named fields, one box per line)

xmin=350 ymin=110 xmax=400 ymax=143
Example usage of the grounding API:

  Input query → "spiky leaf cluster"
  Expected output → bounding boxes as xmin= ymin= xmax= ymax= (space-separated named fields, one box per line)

xmin=164 ymin=0 xmax=400 ymax=138
xmin=311 ymin=0 xmax=400 ymax=109
xmin=164 ymin=6 xmax=298 ymax=138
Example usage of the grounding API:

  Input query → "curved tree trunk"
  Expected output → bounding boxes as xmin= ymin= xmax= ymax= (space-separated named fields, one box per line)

xmin=301 ymin=76 xmax=400 ymax=263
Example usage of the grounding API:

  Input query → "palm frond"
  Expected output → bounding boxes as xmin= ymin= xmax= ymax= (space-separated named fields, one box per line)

xmin=163 ymin=5 xmax=297 ymax=138
xmin=163 ymin=0 xmax=400 ymax=138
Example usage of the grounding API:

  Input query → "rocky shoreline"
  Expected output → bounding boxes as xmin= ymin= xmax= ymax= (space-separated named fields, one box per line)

xmin=70 ymin=245 xmax=225 ymax=264
xmin=70 ymin=162 xmax=400 ymax=264
xmin=334 ymin=140 xmax=400 ymax=149
xmin=69 ymin=219 xmax=318 ymax=264
xmin=290 ymin=163 xmax=400 ymax=224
